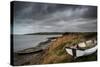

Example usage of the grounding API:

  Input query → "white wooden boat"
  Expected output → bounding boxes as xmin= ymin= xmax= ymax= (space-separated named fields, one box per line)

xmin=65 ymin=40 xmax=97 ymax=59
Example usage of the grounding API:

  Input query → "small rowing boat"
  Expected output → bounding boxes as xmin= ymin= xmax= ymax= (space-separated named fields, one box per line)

xmin=65 ymin=40 xmax=97 ymax=59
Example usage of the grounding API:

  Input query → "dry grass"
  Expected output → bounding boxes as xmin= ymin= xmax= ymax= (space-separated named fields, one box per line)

xmin=41 ymin=34 xmax=80 ymax=64
xmin=40 ymin=33 xmax=97 ymax=64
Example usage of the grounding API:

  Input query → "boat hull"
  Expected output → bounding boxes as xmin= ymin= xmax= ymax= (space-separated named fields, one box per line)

xmin=65 ymin=45 xmax=97 ymax=58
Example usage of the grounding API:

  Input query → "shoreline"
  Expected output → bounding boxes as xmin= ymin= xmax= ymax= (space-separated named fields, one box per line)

xmin=15 ymin=37 xmax=57 ymax=54
xmin=13 ymin=36 xmax=56 ymax=65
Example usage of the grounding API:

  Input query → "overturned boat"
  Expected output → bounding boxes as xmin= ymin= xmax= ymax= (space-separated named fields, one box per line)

xmin=65 ymin=40 xmax=97 ymax=59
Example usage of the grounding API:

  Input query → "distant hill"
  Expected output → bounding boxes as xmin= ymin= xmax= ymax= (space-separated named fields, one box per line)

xmin=25 ymin=32 xmax=97 ymax=35
xmin=25 ymin=32 xmax=65 ymax=35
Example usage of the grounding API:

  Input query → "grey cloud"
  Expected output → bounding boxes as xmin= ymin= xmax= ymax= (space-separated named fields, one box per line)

xmin=12 ymin=1 xmax=97 ymax=34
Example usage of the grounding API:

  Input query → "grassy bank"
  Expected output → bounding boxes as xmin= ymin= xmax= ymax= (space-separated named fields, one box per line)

xmin=41 ymin=32 xmax=97 ymax=64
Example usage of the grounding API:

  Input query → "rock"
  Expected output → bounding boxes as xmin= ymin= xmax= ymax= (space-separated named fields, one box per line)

xmin=16 ymin=47 xmax=43 ymax=55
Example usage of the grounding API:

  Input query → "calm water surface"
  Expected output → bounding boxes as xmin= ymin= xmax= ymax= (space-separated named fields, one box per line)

xmin=13 ymin=35 xmax=61 ymax=52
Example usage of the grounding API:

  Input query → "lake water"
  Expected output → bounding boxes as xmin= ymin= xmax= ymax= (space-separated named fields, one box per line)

xmin=13 ymin=35 xmax=61 ymax=52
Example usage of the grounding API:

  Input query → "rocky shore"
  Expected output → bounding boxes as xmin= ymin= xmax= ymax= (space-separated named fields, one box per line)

xmin=13 ymin=37 xmax=57 ymax=66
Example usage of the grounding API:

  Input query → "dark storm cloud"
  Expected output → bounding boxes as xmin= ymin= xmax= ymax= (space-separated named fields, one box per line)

xmin=12 ymin=1 xmax=97 ymax=34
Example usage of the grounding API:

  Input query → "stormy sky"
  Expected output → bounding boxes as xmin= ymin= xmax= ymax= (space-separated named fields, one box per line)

xmin=12 ymin=1 xmax=97 ymax=34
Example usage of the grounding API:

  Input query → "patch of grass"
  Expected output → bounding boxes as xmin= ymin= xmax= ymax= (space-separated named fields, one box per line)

xmin=55 ymin=49 xmax=66 ymax=56
xmin=49 ymin=46 xmax=66 ymax=56
xmin=55 ymin=42 xmax=67 ymax=50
